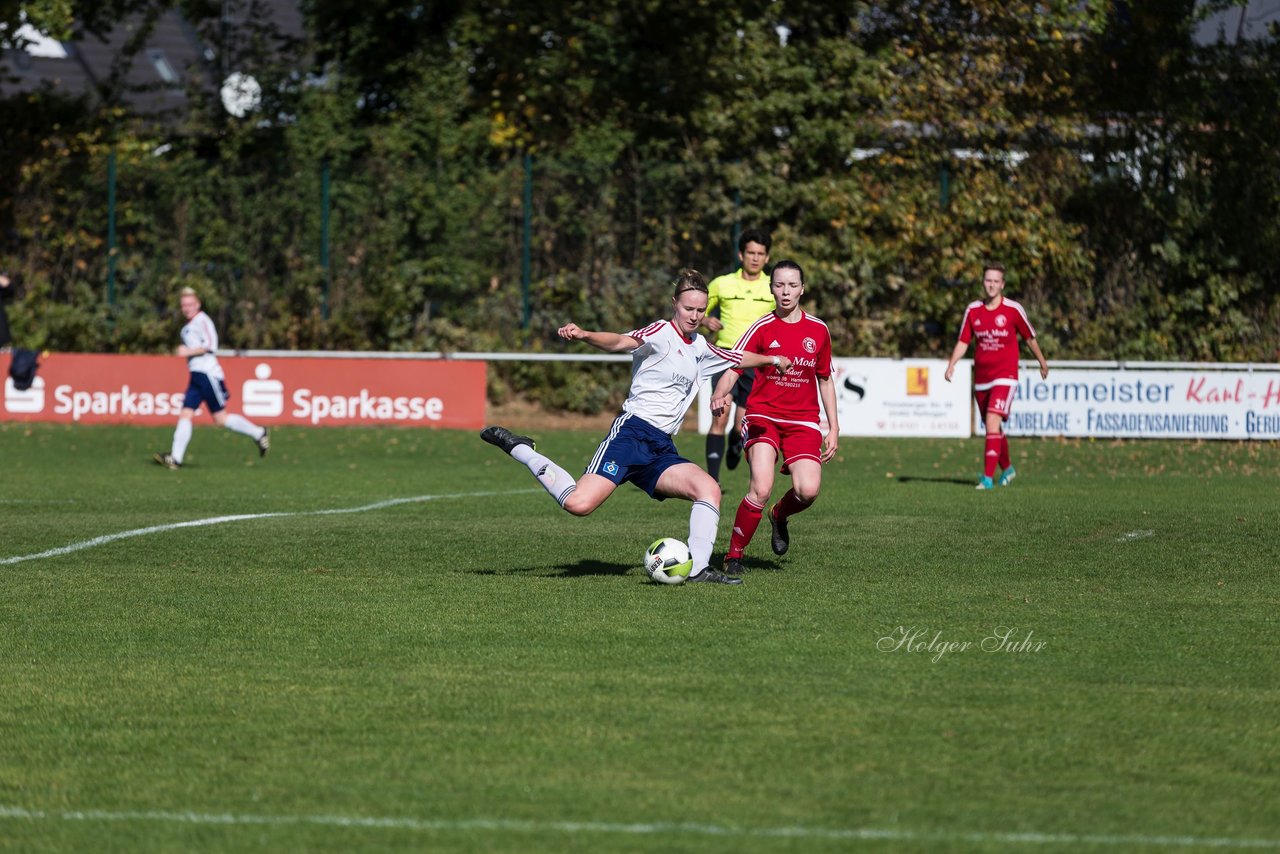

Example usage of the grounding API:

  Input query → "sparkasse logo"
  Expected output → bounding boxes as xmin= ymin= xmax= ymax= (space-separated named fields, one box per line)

xmin=4 ymin=376 xmax=46 ymax=413
xmin=242 ymin=363 xmax=285 ymax=417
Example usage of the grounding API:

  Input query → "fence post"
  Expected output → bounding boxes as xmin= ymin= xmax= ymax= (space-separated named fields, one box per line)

xmin=107 ymin=148 xmax=117 ymax=305
xmin=321 ymin=157 xmax=331 ymax=320
xmin=521 ymin=152 xmax=532 ymax=330
xmin=731 ymin=189 xmax=742 ymax=267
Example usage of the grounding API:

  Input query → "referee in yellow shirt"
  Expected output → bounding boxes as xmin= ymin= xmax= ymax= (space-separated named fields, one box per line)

xmin=703 ymin=228 xmax=774 ymax=482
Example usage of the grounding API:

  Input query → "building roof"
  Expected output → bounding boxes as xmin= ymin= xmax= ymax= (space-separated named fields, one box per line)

xmin=0 ymin=0 xmax=303 ymax=121
xmin=1194 ymin=0 xmax=1280 ymax=45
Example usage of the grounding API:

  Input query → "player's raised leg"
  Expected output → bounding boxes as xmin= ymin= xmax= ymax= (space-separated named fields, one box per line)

xmin=214 ymin=409 xmax=268 ymax=456
xmin=481 ymin=425 xmax=586 ymax=510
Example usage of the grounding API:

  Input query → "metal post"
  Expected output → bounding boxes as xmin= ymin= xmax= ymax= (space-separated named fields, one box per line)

xmin=939 ymin=159 xmax=951 ymax=208
xmin=731 ymin=189 xmax=742 ymax=268
xmin=107 ymin=149 xmax=117 ymax=305
xmin=220 ymin=0 xmax=229 ymax=82
xmin=521 ymin=152 xmax=532 ymax=330
xmin=321 ymin=157 xmax=330 ymax=320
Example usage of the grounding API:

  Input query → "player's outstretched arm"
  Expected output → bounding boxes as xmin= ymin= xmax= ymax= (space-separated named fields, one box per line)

xmin=558 ymin=323 xmax=639 ymax=353
xmin=944 ymin=340 xmax=968 ymax=382
xmin=738 ymin=352 xmax=791 ymax=372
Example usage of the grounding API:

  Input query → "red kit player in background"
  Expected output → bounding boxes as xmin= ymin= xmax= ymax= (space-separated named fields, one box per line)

xmin=711 ymin=260 xmax=840 ymax=574
xmin=944 ymin=263 xmax=1049 ymax=490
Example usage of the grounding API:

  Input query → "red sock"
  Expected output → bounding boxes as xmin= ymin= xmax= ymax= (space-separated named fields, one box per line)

xmin=728 ymin=496 xmax=764 ymax=558
xmin=984 ymin=434 xmax=1001 ymax=478
xmin=998 ymin=433 xmax=1011 ymax=470
xmin=775 ymin=488 xmax=813 ymax=522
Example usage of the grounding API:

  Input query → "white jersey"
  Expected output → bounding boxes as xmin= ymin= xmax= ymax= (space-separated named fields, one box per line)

xmin=622 ymin=320 xmax=744 ymax=435
xmin=181 ymin=310 xmax=224 ymax=379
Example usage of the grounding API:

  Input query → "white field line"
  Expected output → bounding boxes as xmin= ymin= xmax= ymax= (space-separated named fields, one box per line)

xmin=0 ymin=490 xmax=538 ymax=566
xmin=1117 ymin=529 xmax=1156 ymax=542
xmin=0 ymin=805 xmax=1277 ymax=848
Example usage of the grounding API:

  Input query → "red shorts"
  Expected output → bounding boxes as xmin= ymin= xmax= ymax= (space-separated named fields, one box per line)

xmin=974 ymin=385 xmax=1015 ymax=420
xmin=742 ymin=414 xmax=823 ymax=474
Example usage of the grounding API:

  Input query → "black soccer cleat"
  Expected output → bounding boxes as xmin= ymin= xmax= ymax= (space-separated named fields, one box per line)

xmin=768 ymin=505 xmax=790 ymax=556
xmin=722 ymin=557 xmax=744 ymax=575
xmin=153 ymin=452 xmax=181 ymax=470
xmin=480 ymin=425 xmax=536 ymax=455
xmin=256 ymin=428 xmax=270 ymax=458
xmin=686 ymin=567 xmax=743 ymax=585
xmin=725 ymin=428 xmax=744 ymax=471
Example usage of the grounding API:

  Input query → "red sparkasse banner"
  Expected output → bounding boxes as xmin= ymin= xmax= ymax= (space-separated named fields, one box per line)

xmin=2 ymin=352 xmax=486 ymax=429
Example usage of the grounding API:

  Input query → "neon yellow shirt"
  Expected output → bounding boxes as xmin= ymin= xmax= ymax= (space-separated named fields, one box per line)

xmin=706 ymin=268 xmax=775 ymax=347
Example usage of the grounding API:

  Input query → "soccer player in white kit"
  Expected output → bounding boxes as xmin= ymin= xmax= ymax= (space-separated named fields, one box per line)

xmin=154 ymin=287 xmax=270 ymax=469
xmin=481 ymin=269 xmax=792 ymax=585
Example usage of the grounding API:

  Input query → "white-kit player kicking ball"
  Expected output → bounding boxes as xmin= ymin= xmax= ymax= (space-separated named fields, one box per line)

xmin=154 ymin=287 xmax=270 ymax=469
xmin=481 ymin=268 xmax=791 ymax=585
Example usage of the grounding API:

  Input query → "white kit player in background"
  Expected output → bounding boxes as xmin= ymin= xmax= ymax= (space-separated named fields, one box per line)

xmin=153 ymin=287 xmax=270 ymax=469
xmin=480 ymin=268 xmax=791 ymax=585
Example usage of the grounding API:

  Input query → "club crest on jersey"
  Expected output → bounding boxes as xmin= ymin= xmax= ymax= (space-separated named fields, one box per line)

xmin=803 ymin=337 xmax=817 ymax=353
xmin=603 ymin=461 xmax=619 ymax=476
xmin=995 ymin=315 xmax=1008 ymax=328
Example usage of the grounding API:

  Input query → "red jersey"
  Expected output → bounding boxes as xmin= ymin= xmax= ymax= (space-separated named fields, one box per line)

xmin=733 ymin=311 xmax=833 ymax=425
xmin=957 ymin=297 xmax=1037 ymax=389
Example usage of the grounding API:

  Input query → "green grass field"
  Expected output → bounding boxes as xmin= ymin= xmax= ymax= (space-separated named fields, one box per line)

xmin=1 ymin=422 xmax=1278 ymax=852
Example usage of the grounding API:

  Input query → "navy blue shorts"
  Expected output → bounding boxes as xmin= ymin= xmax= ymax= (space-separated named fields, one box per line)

xmin=585 ymin=413 xmax=689 ymax=500
xmin=183 ymin=372 xmax=230 ymax=414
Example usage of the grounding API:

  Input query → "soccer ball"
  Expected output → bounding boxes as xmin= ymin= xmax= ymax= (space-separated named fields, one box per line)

xmin=644 ymin=537 xmax=693 ymax=585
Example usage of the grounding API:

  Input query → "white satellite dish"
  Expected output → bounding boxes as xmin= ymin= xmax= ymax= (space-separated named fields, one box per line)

xmin=220 ymin=72 xmax=262 ymax=117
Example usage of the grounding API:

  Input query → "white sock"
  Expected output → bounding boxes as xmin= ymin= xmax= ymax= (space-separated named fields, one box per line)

xmin=224 ymin=413 xmax=265 ymax=441
xmin=687 ymin=499 xmax=719 ymax=575
xmin=171 ymin=419 xmax=193 ymax=463
xmin=511 ymin=444 xmax=578 ymax=508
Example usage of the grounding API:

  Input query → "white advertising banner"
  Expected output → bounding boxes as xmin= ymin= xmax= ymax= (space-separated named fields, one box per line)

xmin=831 ymin=358 xmax=972 ymax=437
xmin=981 ymin=366 xmax=1280 ymax=440
xmin=698 ymin=358 xmax=973 ymax=438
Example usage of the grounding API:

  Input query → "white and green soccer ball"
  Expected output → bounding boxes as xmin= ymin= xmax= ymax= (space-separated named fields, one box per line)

xmin=644 ymin=537 xmax=693 ymax=585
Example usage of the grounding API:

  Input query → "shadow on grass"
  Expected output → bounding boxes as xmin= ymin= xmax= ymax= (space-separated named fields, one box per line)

xmin=550 ymin=560 xmax=634 ymax=578
xmin=731 ymin=554 xmax=785 ymax=572
xmin=470 ymin=555 xmax=785 ymax=579
xmin=469 ymin=560 xmax=634 ymax=578
xmin=897 ymin=475 xmax=976 ymax=486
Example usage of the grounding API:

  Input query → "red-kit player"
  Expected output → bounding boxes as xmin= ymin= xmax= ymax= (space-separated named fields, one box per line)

xmin=710 ymin=260 xmax=840 ymax=574
xmin=944 ymin=263 xmax=1049 ymax=489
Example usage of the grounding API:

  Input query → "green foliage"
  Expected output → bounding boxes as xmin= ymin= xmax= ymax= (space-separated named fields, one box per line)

xmin=1 ymin=1 xmax=1278 ymax=377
